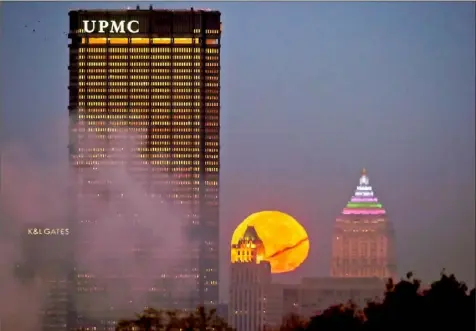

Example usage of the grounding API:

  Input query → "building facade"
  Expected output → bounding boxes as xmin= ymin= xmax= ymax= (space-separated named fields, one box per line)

xmin=68 ymin=8 xmax=221 ymax=329
xmin=331 ymin=169 xmax=397 ymax=279
xmin=229 ymin=226 xmax=272 ymax=331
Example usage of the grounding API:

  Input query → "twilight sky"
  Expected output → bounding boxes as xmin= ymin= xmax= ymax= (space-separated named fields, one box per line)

xmin=1 ymin=2 xmax=474 ymax=300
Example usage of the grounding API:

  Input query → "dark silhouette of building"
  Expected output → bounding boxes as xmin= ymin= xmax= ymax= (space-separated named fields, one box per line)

xmin=68 ymin=7 xmax=221 ymax=330
xmin=15 ymin=225 xmax=73 ymax=331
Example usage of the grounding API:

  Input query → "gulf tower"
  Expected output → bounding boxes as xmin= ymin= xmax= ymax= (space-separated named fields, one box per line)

xmin=331 ymin=168 xmax=397 ymax=279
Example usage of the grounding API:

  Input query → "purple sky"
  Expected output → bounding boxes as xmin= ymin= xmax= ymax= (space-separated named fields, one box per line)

xmin=0 ymin=2 xmax=474 ymax=301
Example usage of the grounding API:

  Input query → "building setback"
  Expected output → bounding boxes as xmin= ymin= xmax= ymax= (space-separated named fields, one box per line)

xmin=68 ymin=8 xmax=221 ymax=329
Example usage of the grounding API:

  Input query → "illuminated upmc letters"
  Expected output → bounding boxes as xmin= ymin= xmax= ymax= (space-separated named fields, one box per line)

xmin=82 ymin=20 xmax=140 ymax=34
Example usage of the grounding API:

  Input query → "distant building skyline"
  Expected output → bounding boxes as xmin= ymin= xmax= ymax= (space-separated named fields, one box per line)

xmin=227 ymin=205 xmax=391 ymax=331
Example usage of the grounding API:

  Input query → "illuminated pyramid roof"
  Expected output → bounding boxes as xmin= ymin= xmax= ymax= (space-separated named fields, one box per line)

xmin=341 ymin=168 xmax=386 ymax=216
xmin=242 ymin=226 xmax=263 ymax=243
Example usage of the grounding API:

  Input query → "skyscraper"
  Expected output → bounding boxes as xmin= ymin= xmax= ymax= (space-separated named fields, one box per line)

xmin=68 ymin=7 xmax=221 ymax=327
xmin=331 ymin=169 xmax=397 ymax=279
xmin=229 ymin=226 xmax=272 ymax=331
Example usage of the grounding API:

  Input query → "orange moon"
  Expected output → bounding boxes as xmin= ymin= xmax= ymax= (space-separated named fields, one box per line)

xmin=231 ymin=211 xmax=310 ymax=274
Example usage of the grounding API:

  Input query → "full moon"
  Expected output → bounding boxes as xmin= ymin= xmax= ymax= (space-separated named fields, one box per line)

xmin=231 ymin=211 xmax=310 ymax=274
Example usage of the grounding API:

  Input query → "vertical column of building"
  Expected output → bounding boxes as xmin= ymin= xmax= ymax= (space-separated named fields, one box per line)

xmin=67 ymin=12 xmax=81 ymax=329
xmin=193 ymin=10 xmax=221 ymax=307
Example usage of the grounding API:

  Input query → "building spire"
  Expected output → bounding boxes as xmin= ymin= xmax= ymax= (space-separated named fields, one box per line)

xmin=359 ymin=168 xmax=370 ymax=186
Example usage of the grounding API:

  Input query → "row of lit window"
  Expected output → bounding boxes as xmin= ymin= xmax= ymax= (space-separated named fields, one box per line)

xmin=75 ymin=142 xmax=218 ymax=153
xmin=78 ymin=68 xmax=210 ymax=74
xmin=76 ymin=147 xmax=211 ymax=154
xmin=78 ymin=55 xmax=218 ymax=61
xmin=78 ymin=102 xmax=219 ymax=107
xmin=76 ymin=133 xmax=214 ymax=140
xmin=80 ymin=47 xmax=219 ymax=54
xmin=79 ymin=101 xmax=205 ymax=106
xmin=80 ymin=37 xmax=218 ymax=47
xmin=78 ymin=83 xmax=218 ymax=90
xmin=79 ymin=61 xmax=212 ymax=67
xmin=83 ymin=180 xmax=217 ymax=187
xmin=74 ymin=133 xmax=219 ymax=141
xmin=74 ymin=160 xmax=218 ymax=171
xmin=200 ymin=29 xmax=220 ymax=34
xmin=78 ymin=88 xmax=205 ymax=93
xmin=77 ymin=109 xmax=216 ymax=115
xmin=79 ymin=175 xmax=218 ymax=184
xmin=83 ymin=127 xmax=202 ymax=133
xmin=78 ymin=118 xmax=218 ymax=125
xmin=78 ymin=75 xmax=218 ymax=81
xmin=77 ymin=115 xmax=205 ymax=120
xmin=84 ymin=95 xmax=217 ymax=101
xmin=81 ymin=121 xmax=214 ymax=127
xmin=82 ymin=88 xmax=216 ymax=94
xmin=137 ymin=148 xmax=199 ymax=154
xmin=74 ymin=132 xmax=219 ymax=140
xmin=77 ymin=81 xmax=209 ymax=87
xmin=77 ymin=110 xmax=202 ymax=115
xmin=79 ymin=75 xmax=203 ymax=80
xmin=75 ymin=147 xmax=219 ymax=157
xmin=77 ymin=169 xmax=218 ymax=176
xmin=77 ymin=153 xmax=219 ymax=160
xmin=79 ymin=95 xmax=210 ymax=101
xmin=75 ymin=154 xmax=205 ymax=161
xmin=79 ymin=120 xmax=217 ymax=127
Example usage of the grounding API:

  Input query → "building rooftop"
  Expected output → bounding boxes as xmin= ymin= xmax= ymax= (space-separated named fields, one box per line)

xmin=69 ymin=7 xmax=220 ymax=15
xmin=341 ymin=168 xmax=387 ymax=216
xmin=242 ymin=225 xmax=263 ymax=243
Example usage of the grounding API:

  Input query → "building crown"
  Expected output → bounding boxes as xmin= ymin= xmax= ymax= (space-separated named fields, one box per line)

xmin=231 ymin=226 xmax=266 ymax=264
xmin=341 ymin=168 xmax=386 ymax=216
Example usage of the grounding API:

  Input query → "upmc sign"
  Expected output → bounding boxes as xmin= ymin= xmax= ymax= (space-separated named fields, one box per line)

xmin=82 ymin=20 xmax=140 ymax=34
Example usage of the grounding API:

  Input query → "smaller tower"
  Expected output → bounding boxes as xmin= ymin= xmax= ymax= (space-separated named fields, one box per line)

xmin=229 ymin=226 xmax=271 ymax=331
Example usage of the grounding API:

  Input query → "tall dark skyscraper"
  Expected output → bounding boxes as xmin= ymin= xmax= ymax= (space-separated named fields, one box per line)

xmin=68 ymin=8 xmax=221 ymax=328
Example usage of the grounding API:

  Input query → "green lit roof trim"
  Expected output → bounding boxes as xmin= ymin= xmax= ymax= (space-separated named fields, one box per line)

xmin=346 ymin=202 xmax=383 ymax=208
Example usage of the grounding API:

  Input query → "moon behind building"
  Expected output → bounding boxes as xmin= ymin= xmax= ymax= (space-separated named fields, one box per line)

xmin=231 ymin=211 xmax=310 ymax=274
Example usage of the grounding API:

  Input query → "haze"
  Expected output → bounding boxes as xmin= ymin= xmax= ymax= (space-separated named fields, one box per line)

xmin=0 ymin=1 xmax=474 ymax=309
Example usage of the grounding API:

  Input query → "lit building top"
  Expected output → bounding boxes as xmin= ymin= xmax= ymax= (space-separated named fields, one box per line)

xmin=341 ymin=168 xmax=386 ymax=216
xmin=231 ymin=226 xmax=266 ymax=264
